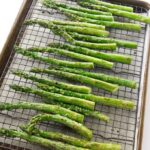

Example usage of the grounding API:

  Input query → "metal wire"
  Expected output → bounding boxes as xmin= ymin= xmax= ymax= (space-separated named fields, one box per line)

xmin=0 ymin=0 xmax=149 ymax=149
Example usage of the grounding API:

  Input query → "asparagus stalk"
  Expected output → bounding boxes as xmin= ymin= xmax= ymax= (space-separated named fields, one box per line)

xmin=67 ymin=13 xmax=141 ymax=31
xmin=74 ymin=41 xmax=117 ymax=51
xmin=22 ymin=128 xmax=121 ymax=150
xmin=45 ymin=101 xmax=109 ymax=122
xmin=53 ymin=5 xmax=114 ymax=21
xmin=12 ymin=70 xmax=91 ymax=94
xmin=25 ymin=19 xmax=75 ymax=43
xmin=0 ymin=102 xmax=84 ymax=123
xmin=15 ymin=46 xmax=94 ymax=69
xmin=54 ymin=67 xmax=137 ymax=89
xmin=69 ymin=32 xmax=137 ymax=49
xmin=37 ymin=83 xmax=135 ymax=110
xmin=52 ymin=20 xmax=105 ymax=30
xmin=82 ymin=0 xmax=133 ymax=12
xmin=25 ymin=19 xmax=109 ymax=37
xmin=24 ymin=114 xmax=93 ymax=140
xmin=42 ymin=0 xmax=112 ymax=16
xmin=31 ymin=68 xmax=119 ymax=93
xmin=10 ymin=85 xmax=95 ymax=110
xmin=0 ymin=128 xmax=88 ymax=150
xmin=62 ymin=25 xmax=109 ymax=37
xmin=49 ymin=43 xmax=132 ymax=64
xmin=28 ymin=47 xmax=114 ymax=69
xmin=79 ymin=1 xmax=150 ymax=24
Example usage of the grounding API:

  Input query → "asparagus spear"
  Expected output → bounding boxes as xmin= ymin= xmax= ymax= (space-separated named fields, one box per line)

xmin=49 ymin=43 xmax=132 ymax=64
xmin=52 ymin=5 xmax=114 ymax=21
xmin=22 ymin=128 xmax=121 ymax=150
xmin=31 ymin=68 xmax=119 ymax=93
xmin=15 ymin=46 xmax=94 ymax=69
xmin=25 ymin=19 xmax=75 ymax=43
xmin=67 ymin=13 xmax=141 ymax=31
xmin=10 ymin=85 xmax=95 ymax=110
xmin=25 ymin=19 xmax=109 ymax=37
xmin=42 ymin=0 xmax=112 ymax=16
xmin=82 ymin=0 xmax=133 ymax=12
xmin=79 ymin=1 xmax=150 ymax=24
xmin=54 ymin=67 xmax=137 ymax=89
xmin=74 ymin=41 xmax=117 ymax=51
xmin=12 ymin=70 xmax=91 ymax=94
xmin=69 ymin=32 xmax=137 ymax=49
xmin=52 ymin=20 xmax=105 ymax=30
xmin=0 ymin=128 xmax=88 ymax=150
xmin=37 ymin=83 xmax=135 ymax=110
xmin=25 ymin=114 xmax=93 ymax=140
xmin=0 ymin=102 xmax=84 ymax=123
xmin=45 ymin=101 xmax=109 ymax=122
xmin=62 ymin=25 xmax=109 ymax=37
xmin=28 ymin=47 xmax=114 ymax=69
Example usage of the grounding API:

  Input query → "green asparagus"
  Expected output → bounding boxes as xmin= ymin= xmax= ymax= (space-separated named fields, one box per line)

xmin=37 ymin=83 xmax=135 ymax=110
xmin=52 ymin=20 xmax=105 ymax=30
xmin=42 ymin=0 xmax=112 ymax=16
xmin=44 ymin=101 xmax=109 ymax=122
xmin=11 ymin=70 xmax=109 ymax=121
xmin=25 ymin=19 xmax=75 ymax=43
xmin=54 ymin=67 xmax=137 ymax=89
xmin=22 ymin=128 xmax=121 ymax=150
xmin=74 ymin=41 xmax=117 ymax=51
xmin=69 ymin=32 xmax=137 ymax=49
xmin=15 ymin=46 xmax=94 ymax=69
xmin=31 ymin=68 xmax=119 ymax=93
xmin=67 ymin=13 xmax=141 ymax=31
xmin=0 ymin=128 xmax=88 ymax=150
xmin=28 ymin=47 xmax=114 ymax=69
xmin=10 ymin=84 xmax=95 ymax=110
xmin=25 ymin=19 xmax=109 ymax=37
xmin=0 ymin=102 xmax=84 ymax=123
xmin=81 ymin=0 xmax=133 ymax=12
xmin=49 ymin=43 xmax=132 ymax=64
xmin=53 ymin=6 xmax=114 ymax=21
xmin=25 ymin=114 xmax=93 ymax=140
xmin=62 ymin=26 xmax=109 ymax=37
xmin=12 ymin=70 xmax=91 ymax=94
xmin=79 ymin=1 xmax=150 ymax=24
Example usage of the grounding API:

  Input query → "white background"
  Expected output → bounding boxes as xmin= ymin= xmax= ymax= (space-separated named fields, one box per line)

xmin=0 ymin=0 xmax=23 ymax=52
xmin=0 ymin=1 xmax=150 ymax=150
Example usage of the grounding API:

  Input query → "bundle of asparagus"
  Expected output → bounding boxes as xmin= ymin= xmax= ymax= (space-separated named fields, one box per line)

xmin=31 ymin=68 xmax=119 ymax=93
xmin=25 ymin=19 xmax=118 ymax=51
xmin=42 ymin=0 xmax=142 ymax=31
xmin=49 ymin=43 xmax=133 ymax=64
xmin=21 ymin=127 xmax=121 ymax=150
xmin=10 ymin=84 xmax=95 ymax=110
xmin=79 ymin=0 xmax=150 ymax=23
xmin=15 ymin=46 xmax=94 ymax=69
xmin=66 ymin=13 xmax=141 ymax=31
xmin=27 ymin=46 xmax=114 ymax=69
xmin=53 ymin=67 xmax=137 ymax=89
xmin=12 ymin=69 xmax=92 ymax=94
xmin=11 ymin=70 xmax=109 ymax=122
xmin=0 ymin=128 xmax=120 ymax=150
xmin=37 ymin=83 xmax=135 ymax=110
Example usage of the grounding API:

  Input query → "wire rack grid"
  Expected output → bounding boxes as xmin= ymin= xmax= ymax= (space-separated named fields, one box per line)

xmin=0 ymin=0 xmax=149 ymax=150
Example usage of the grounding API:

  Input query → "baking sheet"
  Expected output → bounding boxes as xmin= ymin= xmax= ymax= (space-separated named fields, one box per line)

xmin=0 ymin=0 xmax=150 ymax=149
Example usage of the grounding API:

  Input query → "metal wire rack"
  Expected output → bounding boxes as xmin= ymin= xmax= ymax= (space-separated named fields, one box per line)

xmin=0 ymin=0 xmax=149 ymax=149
